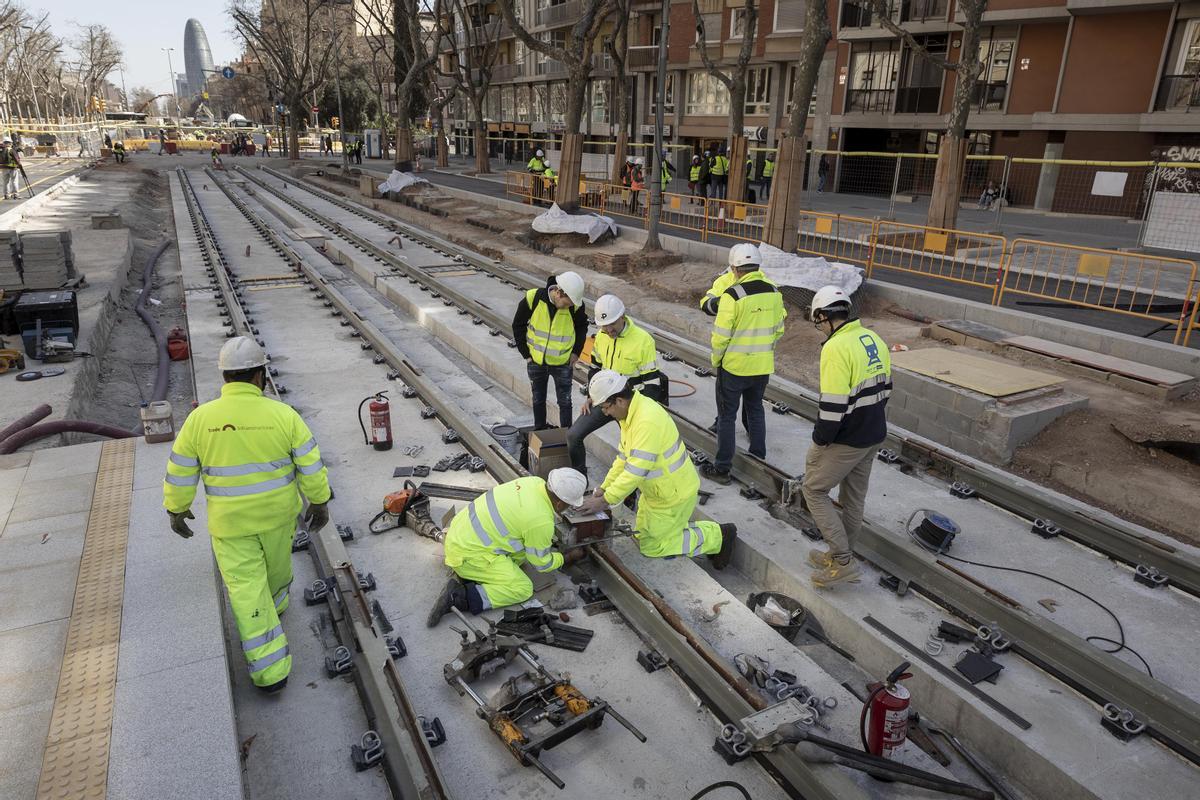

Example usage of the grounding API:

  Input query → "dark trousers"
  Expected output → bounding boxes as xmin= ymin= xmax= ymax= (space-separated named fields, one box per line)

xmin=527 ymin=361 xmax=573 ymax=429
xmin=567 ymin=404 xmax=612 ymax=476
xmin=761 ymin=177 xmax=771 ymax=201
xmin=715 ymin=368 xmax=768 ymax=472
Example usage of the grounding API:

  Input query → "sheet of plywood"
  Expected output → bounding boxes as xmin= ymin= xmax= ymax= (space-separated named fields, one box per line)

xmin=1003 ymin=335 xmax=1193 ymax=388
xmin=893 ymin=348 xmax=1064 ymax=397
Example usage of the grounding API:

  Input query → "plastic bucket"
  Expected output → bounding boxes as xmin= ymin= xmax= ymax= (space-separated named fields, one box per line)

xmin=490 ymin=423 xmax=521 ymax=458
xmin=747 ymin=591 xmax=809 ymax=643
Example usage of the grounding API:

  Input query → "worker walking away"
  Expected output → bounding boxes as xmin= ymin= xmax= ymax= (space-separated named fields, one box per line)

xmin=428 ymin=469 xmax=587 ymax=626
xmin=512 ymin=271 xmax=587 ymax=430
xmin=760 ymin=153 xmax=774 ymax=201
xmin=745 ymin=155 xmax=756 ymax=203
xmin=163 ymin=337 xmax=331 ymax=692
xmin=709 ymin=145 xmax=729 ymax=199
xmin=659 ymin=149 xmax=676 ymax=194
xmin=802 ymin=287 xmax=891 ymax=589
xmin=701 ymin=243 xmax=786 ymax=485
xmin=628 ymin=157 xmax=645 ymax=215
xmin=578 ymin=371 xmax=737 ymax=567
xmin=688 ymin=155 xmax=705 ymax=204
xmin=158 ymin=128 xmax=167 ymax=156
xmin=567 ymin=294 xmax=662 ymax=477
xmin=0 ymin=138 xmax=20 ymax=199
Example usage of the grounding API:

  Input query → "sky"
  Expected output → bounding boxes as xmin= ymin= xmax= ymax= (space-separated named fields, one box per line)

xmin=39 ymin=2 xmax=242 ymax=95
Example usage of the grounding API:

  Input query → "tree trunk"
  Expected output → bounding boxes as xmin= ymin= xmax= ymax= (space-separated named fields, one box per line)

xmin=395 ymin=123 xmax=414 ymax=171
xmin=727 ymin=135 xmax=749 ymax=203
xmin=473 ymin=126 xmax=489 ymax=174
xmin=927 ymin=135 xmax=968 ymax=230
xmin=557 ymin=133 xmax=584 ymax=210
xmin=762 ymin=135 xmax=806 ymax=250
xmin=611 ymin=130 xmax=628 ymax=184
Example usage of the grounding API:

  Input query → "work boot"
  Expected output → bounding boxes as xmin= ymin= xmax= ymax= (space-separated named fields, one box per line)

xmin=257 ymin=676 xmax=288 ymax=695
xmin=700 ymin=463 xmax=732 ymax=486
xmin=811 ymin=558 xmax=861 ymax=589
xmin=426 ymin=576 xmax=468 ymax=627
xmin=710 ymin=524 xmax=738 ymax=570
xmin=807 ymin=549 xmax=833 ymax=569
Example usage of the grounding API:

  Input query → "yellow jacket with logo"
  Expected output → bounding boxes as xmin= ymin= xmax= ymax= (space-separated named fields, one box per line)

xmin=815 ymin=319 xmax=891 ymax=447
xmin=444 ymin=476 xmax=562 ymax=574
xmin=512 ymin=282 xmax=587 ymax=366
xmin=700 ymin=269 xmax=736 ymax=315
xmin=601 ymin=392 xmax=697 ymax=509
xmin=163 ymin=382 xmax=331 ymax=537
xmin=591 ymin=317 xmax=660 ymax=392
xmin=711 ymin=269 xmax=786 ymax=376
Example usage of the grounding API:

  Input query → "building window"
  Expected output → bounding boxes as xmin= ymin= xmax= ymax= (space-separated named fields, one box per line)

xmin=591 ymin=79 xmax=608 ymax=124
xmin=745 ymin=67 xmax=771 ymax=115
xmin=775 ymin=0 xmax=806 ymax=32
xmin=896 ymin=33 xmax=946 ymax=113
xmin=731 ymin=9 xmax=749 ymax=39
xmin=846 ymin=41 xmax=899 ymax=113
xmin=652 ymin=72 xmax=675 ymax=115
xmin=501 ymin=85 xmax=514 ymax=120
xmin=516 ymin=85 xmax=530 ymax=121
xmin=784 ymin=64 xmax=817 ymax=116
xmin=685 ymin=71 xmax=730 ymax=115
xmin=486 ymin=86 xmax=500 ymax=119
xmin=533 ymin=84 xmax=549 ymax=120
xmin=550 ymin=81 xmax=566 ymax=123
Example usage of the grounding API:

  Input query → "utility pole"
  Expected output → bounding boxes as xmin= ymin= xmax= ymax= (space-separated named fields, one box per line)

xmin=162 ymin=47 xmax=181 ymax=119
xmin=324 ymin=6 xmax=349 ymax=171
xmin=643 ymin=0 xmax=670 ymax=251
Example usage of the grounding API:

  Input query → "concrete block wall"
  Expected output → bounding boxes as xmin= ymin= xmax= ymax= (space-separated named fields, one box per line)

xmin=889 ymin=368 xmax=1087 ymax=464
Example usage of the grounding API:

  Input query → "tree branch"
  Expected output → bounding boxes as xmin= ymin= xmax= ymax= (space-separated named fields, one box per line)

xmin=862 ymin=0 xmax=953 ymax=71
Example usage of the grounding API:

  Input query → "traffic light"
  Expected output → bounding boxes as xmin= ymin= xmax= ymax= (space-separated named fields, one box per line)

xmin=331 ymin=116 xmax=340 ymax=129
xmin=99 ymin=98 xmax=107 ymax=112
xmin=89 ymin=95 xmax=99 ymax=112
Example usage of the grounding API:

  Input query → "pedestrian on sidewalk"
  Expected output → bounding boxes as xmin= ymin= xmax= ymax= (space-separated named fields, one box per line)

xmin=817 ymin=155 xmax=829 ymax=193
xmin=760 ymin=153 xmax=774 ymax=201
xmin=0 ymin=138 xmax=20 ymax=199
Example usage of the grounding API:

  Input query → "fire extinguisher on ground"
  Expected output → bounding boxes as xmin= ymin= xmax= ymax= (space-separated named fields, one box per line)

xmin=358 ymin=392 xmax=393 ymax=451
xmin=861 ymin=661 xmax=912 ymax=759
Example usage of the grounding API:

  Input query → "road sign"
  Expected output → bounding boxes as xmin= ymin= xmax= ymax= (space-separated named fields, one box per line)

xmin=311 ymin=106 xmax=319 ymax=113
xmin=221 ymin=66 xmax=235 ymax=80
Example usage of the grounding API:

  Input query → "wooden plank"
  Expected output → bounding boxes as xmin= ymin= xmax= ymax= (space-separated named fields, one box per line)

xmin=892 ymin=348 xmax=1064 ymax=397
xmin=1004 ymin=335 xmax=1193 ymax=387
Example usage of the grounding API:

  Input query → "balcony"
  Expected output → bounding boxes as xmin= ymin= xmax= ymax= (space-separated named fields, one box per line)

xmin=628 ymin=45 xmax=658 ymax=69
xmin=845 ymin=88 xmax=894 ymax=113
xmin=971 ymin=80 xmax=1008 ymax=112
xmin=457 ymin=18 xmax=511 ymax=47
xmin=899 ymin=0 xmax=948 ymax=22
xmin=491 ymin=62 xmax=523 ymax=81
xmin=895 ymin=85 xmax=940 ymax=113
xmin=591 ymin=52 xmax=613 ymax=73
xmin=840 ymin=0 xmax=948 ymax=27
xmin=535 ymin=58 xmax=568 ymax=76
xmin=1155 ymin=75 xmax=1200 ymax=112
xmin=536 ymin=0 xmax=584 ymax=28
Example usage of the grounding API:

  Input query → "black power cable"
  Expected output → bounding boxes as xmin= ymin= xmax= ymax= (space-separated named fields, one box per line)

xmin=906 ymin=510 xmax=1154 ymax=677
xmin=687 ymin=781 xmax=752 ymax=800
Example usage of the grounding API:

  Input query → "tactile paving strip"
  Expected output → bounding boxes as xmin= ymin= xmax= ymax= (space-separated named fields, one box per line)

xmin=35 ymin=438 xmax=135 ymax=800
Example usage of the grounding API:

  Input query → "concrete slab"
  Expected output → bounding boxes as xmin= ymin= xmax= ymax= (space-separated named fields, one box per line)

xmin=0 ymin=618 xmax=69 ymax=714
xmin=0 ymin=553 xmax=81 ymax=634
xmin=6 ymin=472 xmax=95 ymax=525
xmin=23 ymin=440 xmax=102 ymax=481
xmin=0 ymin=697 xmax=55 ymax=800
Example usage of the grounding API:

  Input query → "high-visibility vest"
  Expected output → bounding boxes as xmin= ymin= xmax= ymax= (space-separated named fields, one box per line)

xmin=690 ymin=164 xmax=702 ymax=182
xmin=660 ymin=161 xmax=672 ymax=189
xmin=710 ymin=269 xmax=786 ymax=376
xmin=815 ymin=319 xmax=892 ymax=448
xmin=528 ymin=156 xmax=545 ymax=173
xmin=443 ymin=476 xmax=562 ymax=574
xmin=600 ymin=392 xmax=697 ymax=508
xmin=543 ymin=167 xmax=558 ymax=185
xmin=163 ymin=382 xmax=331 ymax=537
xmin=524 ymin=288 xmax=577 ymax=365
xmin=592 ymin=318 xmax=658 ymax=383
xmin=700 ymin=269 xmax=736 ymax=315
xmin=762 ymin=159 xmax=775 ymax=178
xmin=0 ymin=147 xmax=17 ymax=168
xmin=710 ymin=155 xmax=728 ymax=176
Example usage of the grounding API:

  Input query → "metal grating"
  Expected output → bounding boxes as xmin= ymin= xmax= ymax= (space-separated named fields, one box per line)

xmin=35 ymin=438 xmax=135 ymax=800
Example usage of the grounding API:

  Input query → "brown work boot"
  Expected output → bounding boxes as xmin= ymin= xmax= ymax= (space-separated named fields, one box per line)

xmin=811 ymin=558 xmax=861 ymax=589
xmin=709 ymin=524 xmax=738 ymax=570
xmin=426 ymin=576 xmax=468 ymax=627
xmin=807 ymin=549 xmax=833 ymax=569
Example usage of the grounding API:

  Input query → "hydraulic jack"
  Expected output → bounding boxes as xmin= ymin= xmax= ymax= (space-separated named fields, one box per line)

xmin=442 ymin=607 xmax=646 ymax=789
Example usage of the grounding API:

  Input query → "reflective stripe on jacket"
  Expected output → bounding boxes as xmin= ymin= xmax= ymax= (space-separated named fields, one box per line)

xmin=761 ymin=159 xmax=775 ymax=178
xmin=711 ymin=270 xmax=786 ymax=376
xmin=520 ymin=287 xmax=578 ymax=365
xmin=601 ymin=392 xmax=698 ymax=509
xmin=700 ymin=269 xmax=735 ymax=315
xmin=814 ymin=319 xmax=892 ymax=447
xmin=689 ymin=165 xmax=702 ymax=182
xmin=527 ymin=157 xmax=545 ymax=173
xmin=443 ymin=476 xmax=563 ymax=574
xmin=591 ymin=317 xmax=659 ymax=389
xmin=163 ymin=382 xmax=331 ymax=537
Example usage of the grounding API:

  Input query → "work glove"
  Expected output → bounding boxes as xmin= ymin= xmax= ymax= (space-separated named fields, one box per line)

xmin=304 ymin=502 xmax=330 ymax=533
xmin=169 ymin=510 xmax=195 ymax=539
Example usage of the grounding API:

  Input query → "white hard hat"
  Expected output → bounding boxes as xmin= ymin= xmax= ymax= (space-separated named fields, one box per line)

xmin=811 ymin=285 xmax=852 ymax=317
xmin=547 ymin=467 xmax=587 ymax=507
xmin=1 ymin=137 xmax=10 ymax=144
xmin=218 ymin=336 xmax=268 ymax=370
xmin=554 ymin=271 xmax=584 ymax=306
xmin=588 ymin=369 xmax=627 ymax=406
xmin=594 ymin=294 xmax=625 ymax=326
xmin=535 ymin=148 xmax=544 ymax=157
xmin=728 ymin=242 xmax=762 ymax=269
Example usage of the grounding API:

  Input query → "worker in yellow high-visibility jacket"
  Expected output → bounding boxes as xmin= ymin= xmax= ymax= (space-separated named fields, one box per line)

xmin=163 ymin=337 xmax=331 ymax=693
xmin=577 ymin=370 xmax=737 ymax=567
xmin=512 ymin=271 xmax=588 ymax=429
xmin=427 ymin=469 xmax=587 ymax=626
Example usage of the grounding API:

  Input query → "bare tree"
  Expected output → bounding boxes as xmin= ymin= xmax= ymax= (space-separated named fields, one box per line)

xmin=762 ymin=0 xmax=831 ymax=250
xmin=434 ymin=0 xmax=504 ymax=174
xmin=231 ymin=0 xmax=340 ymax=159
xmin=424 ymin=62 xmax=455 ymax=167
xmin=361 ymin=29 xmax=394 ymax=159
xmin=72 ymin=24 xmax=123 ymax=106
xmin=862 ymin=0 xmax=986 ymax=230
xmin=605 ymin=0 xmax=630 ymax=184
xmin=0 ymin=7 xmax=61 ymax=120
xmin=499 ymin=0 xmax=615 ymax=209
xmin=693 ymin=0 xmax=757 ymax=201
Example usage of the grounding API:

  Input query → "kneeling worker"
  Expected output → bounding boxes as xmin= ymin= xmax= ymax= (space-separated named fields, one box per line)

xmin=163 ymin=337 xmax=331 ymax=693
xmin=428 ymin=468 xmax=587 ymax=626
xmin=512 ymin=271 xmax=588 ymax=430
xmin=567 ymin=294 xmax=662 ymax=477
xmin=578 ymin=370 xmax=736 ymax=567
xmin=802 ymin=286 xmax=891 ymax=589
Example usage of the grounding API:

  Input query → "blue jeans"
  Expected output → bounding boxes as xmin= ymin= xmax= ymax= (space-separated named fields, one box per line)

xmin=527 ymin=361 xmax=574 ymax=429
xmin=715 ymin=368 xmax=768 ymax=472
xmin=567 ymin=404 xmax=612 ymax=476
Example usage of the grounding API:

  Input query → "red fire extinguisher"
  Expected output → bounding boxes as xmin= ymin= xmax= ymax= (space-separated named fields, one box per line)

xmin=861 ymin=661 xmax=912 ymax=759
xmin=357 ymin=392 xmax=393 ymax=451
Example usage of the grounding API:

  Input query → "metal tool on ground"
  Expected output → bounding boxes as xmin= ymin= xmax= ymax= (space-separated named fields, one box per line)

xmin=492 ymin=607 xmax=594 ymax=652
xmin=368 ymin=480 xmax=441 ymax=539
xmin=357 ymin=391 xmax=393 ymax=451
xmin=558 ymin=529 xmax=638 ymax=551
xmin=442 ymin=607 xmax=645 ymax=789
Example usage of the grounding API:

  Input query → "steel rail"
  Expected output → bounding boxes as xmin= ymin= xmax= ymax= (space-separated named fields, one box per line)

xmin=244 ymin=164 xmax=1200 ymax=598
xmin=218 ymin=170 xmax=851 ymax=800
xmin=234 ymin=165 xmax=1200 ymax=766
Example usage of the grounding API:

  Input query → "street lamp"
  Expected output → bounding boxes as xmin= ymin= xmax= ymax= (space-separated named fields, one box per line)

xmin=162 ymin=47 xmax=181 ymax=119
xmin=320 ymin=0 xmax=352 ymax=172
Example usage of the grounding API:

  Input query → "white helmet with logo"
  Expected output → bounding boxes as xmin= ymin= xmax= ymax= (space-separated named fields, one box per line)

xmin=810 ymin=285 xmax=852 ymax=318
xmin=588 ymin=369 xmax=627 ymax=406
xmin=554 ymin=271 xmax=585 ymax=306
xmin=594 ymin=294 xmax=625 ymax=326
xmin=547 ymin=467 xmax=587 ymax=507
xmin=728 ymin=242 xmax=762 ymax=269
xmin=218 ymin=336 xmax=268 ymax=370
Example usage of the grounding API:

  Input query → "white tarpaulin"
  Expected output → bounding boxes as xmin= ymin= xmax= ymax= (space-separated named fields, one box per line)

xmin=531 ymin=203 xmax=618 ymax=244
xmin=757 ymin=242 xmax=863 ymax=294
xmin=377 ymin=170 xmax=430 ymax=194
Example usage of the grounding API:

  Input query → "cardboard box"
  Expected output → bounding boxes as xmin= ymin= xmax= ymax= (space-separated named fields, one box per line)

xmin=528 ymin=427 xmax=570 ymax=479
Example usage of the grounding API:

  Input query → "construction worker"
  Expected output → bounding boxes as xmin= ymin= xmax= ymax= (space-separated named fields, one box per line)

xmin=688 ymin=155 xmax=705 ymax=203
xmin=112 ymin=138 xmax=126 ymax=163
xmin=760 ymin=153 xmax=775 ymax=201
xmin=527 ymin=148 xmax=547 ymax=174
xmin=512 ymin=271 xmax=587 ymax=430
xmin=567 ymin=294 xmax=662 ymax=477
xmin=803 ymin=287 xmax=891 ymax=589
xmin=543 ymin=164 xmax=558 ymax=201
xmin=158 ymin=128 xmax=167 ymax=156
xmin=709 ymin=145 xmax=729 ymax=199
xmin=427 ymin=468 xmax=587 ymax=626
xmin=163 ymin=337 xmax=331 ymax=693
xmin=0 ymin=138 xmax=20 ymax=199
xmin=700 ymin=243 xmax=786 ymax=485
xmin=578 ymin=371 xmax=737 ymax=567
xmin=659 ymin=149 xmax=676 ymax=193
